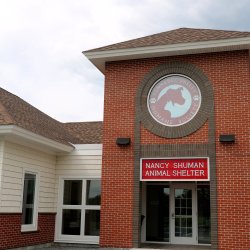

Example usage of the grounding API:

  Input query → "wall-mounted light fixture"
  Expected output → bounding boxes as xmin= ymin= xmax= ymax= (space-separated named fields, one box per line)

xmin=116 ymin=137 xmax=131 ymax=146
xmin=219 ymin=134 xmax=235 ymax=143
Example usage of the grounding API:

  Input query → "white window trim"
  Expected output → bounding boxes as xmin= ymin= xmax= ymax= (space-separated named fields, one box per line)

xmin=21 ymin=170 xmax=39 ymax=232
xmin=55 ymin=176 xmax=101 ymax=244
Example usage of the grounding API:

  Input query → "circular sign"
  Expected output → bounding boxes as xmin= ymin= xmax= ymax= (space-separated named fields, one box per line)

xmin=147 ymin=74 xmax=201 ymax=127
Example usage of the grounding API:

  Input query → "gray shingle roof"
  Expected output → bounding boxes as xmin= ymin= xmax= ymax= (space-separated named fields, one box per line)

xmin=0 ymin=88 xmax=102 ymax=145
xmin=85 ymin=28 xmax=250 ymax=53
xmin=64 ymin=122 xmax=102 ymax=144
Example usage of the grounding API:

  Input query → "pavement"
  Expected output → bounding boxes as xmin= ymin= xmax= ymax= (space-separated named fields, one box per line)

xmin=14 ymin=243 xmax=210 ymax=250
xmin=44 ymin=248 xmax=210 ymax=250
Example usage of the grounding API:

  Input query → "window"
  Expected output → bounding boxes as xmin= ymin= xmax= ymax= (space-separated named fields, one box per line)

xmin=197 ymin=185 xmax=211 ymax=244
xmin=21 ymin=172 xmax=38 ymax=232
xmin=84 ymin=180 xmax=101 ymax=236
xmin=57 ymin=178 xmax=101 ymax=243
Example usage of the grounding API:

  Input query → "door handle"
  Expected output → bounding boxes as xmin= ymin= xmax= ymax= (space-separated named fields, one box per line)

xmin=171 ymin=213 xmax=175 ymax=219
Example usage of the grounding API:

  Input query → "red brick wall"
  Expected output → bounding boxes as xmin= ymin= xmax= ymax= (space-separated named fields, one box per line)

xmin=0 ymin=213 xmax=55 ymax=250
xmin=101 ymin=50 xmax=250 ymax=249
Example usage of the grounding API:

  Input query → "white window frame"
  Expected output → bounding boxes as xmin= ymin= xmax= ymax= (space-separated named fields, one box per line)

xmin=21 ymin=170 xmax=39 ymax=232
xmin=55 ymin=176 xmax=101 ymax=244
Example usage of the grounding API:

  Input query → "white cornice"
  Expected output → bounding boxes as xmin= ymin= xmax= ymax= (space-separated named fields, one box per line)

xmin=84 ymin=36 xmax=250 ymax=73
xmin=0 ymin=125 xmax=74 ymax=153
xmin=73 ymin=144 xmax=102 ymax=150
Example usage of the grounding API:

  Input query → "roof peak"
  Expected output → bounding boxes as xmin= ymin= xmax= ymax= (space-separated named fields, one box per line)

xmin=173 ymin=27 xmax=250 ymax=32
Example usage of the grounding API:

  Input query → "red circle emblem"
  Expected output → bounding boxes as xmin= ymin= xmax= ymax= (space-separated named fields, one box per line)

xmin=147 ymin=75 xmax=201 ymax=127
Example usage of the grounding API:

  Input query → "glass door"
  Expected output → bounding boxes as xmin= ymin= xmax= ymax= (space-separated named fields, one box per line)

xmin=170 ymin=183 xmax=197 ymax=245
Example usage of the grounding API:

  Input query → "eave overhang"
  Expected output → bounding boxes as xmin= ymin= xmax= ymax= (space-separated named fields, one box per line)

xmin=83 ymin=37 xmax=250 ymax=74
xmin=0 ymin=125 xmax=75 ymax=154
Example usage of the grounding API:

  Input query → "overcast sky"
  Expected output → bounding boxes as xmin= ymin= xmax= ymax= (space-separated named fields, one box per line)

xmin=1 ymin=0 xmax=250 ymax=122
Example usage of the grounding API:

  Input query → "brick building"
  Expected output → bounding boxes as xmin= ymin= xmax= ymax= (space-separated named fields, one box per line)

xmin=84 ymin=28 xmax=250 ymax=250
xmin=0 ymin=28 xmax=249 ymax=249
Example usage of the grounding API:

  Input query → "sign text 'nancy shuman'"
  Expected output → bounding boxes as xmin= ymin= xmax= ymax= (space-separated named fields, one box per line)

xmin=140 ymin=158 xmax=209 ymax=181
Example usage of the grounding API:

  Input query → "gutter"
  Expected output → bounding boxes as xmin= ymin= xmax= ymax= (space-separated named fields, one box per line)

xmin=0 ymin=125 xmax=74 ymax=153
xmin=84 ymin=36 xmax=250 ymax=73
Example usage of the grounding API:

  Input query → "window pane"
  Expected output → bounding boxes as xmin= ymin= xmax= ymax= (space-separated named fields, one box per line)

xmin=22 ymin=173 xmax=36 ymax=225
xmin=174 ymin=188 xmax=192 ymax=238
xmin=198 ymin=185 xmax=211 ymax=244
xmin=63 ymin=180 xmax=82 ymax=205
xmin=23 ymin=208 xmax=34 ymax=225
xmin=86 ymin=180 xmax=101 ymax=205
xmin=62 ymin=209 xmax=81 ymax=235
xmin=146 ymin=185 xmax=170 ymax=242
xmin=84 ymin=210 xmax=100 ymax=236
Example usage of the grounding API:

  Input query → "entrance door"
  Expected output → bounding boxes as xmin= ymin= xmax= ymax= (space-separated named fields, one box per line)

xmin=170 ymin=183 xmax=197 ymax=245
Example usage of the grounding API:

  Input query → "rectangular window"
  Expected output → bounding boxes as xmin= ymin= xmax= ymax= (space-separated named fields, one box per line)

xmin=146 ymin=185 xmax=170 ymax=242
xmin=63 ymin=180 xmax=82 ymax=205
xmin=197 ymin=185 xmax=211 ymax=244
xmin=21 ymin=172 xmax=38 ymax=231
xmin=57 ymin=178 xmax=101 ymax=243
xmin=85 ymin=180 xmax=101 ymax=236
xmin=85 ymin=209 xmax=100 ymax=236
xmin=86 ymin=180 xmax=101 ymax=206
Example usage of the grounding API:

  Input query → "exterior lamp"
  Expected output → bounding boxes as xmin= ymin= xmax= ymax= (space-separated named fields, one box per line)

xmin=219 ymin=135 xmax=235 ymax=143
xmin=116 ymin=137 xmax=131 ymax=146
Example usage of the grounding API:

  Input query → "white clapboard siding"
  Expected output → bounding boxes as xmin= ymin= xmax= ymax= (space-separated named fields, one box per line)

xmin=56 ymin=144 xmax=102 ymax=176
xmin=58 ymin=155 xmax=102 ymax=161
xmin=0 ymin=141 xmax=57 ymax=213
xmin=55 ymin=144 xmax=102 ymax=206
xmin=3 ymin=157 xmax=56 ymax=173
xmin=0 ymin=140 xmax=5 ymax=208
xmin=56 ymin=159 xmax=102 ymax=165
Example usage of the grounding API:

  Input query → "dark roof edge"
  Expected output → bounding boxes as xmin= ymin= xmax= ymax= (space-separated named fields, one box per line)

xmin=83 ymin=27 xmax=250 ymax=53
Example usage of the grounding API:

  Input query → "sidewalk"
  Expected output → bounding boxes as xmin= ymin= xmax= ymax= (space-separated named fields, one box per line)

xmin=43 ymin=244 xmax=210 ymax=250
xmin=14 ymin=243 xmax=210 ymax=250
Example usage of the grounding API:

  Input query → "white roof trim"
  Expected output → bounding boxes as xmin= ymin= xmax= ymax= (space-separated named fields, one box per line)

xmin=84 ymin=36 xmax=250 ymax=73
xmin=73 ymin=144 xmax=103 ymax=150
xmin=0 ymin=125 xmax=74 ymax=153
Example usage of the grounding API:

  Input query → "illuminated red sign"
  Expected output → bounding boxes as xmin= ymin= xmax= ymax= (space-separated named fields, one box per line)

xmin=140 ymin=158 xmax=209 ymax=181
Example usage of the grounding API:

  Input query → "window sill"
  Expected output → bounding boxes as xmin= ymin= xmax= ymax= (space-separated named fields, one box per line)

xmin=21 ymin=225 xmax=38 ymax=233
